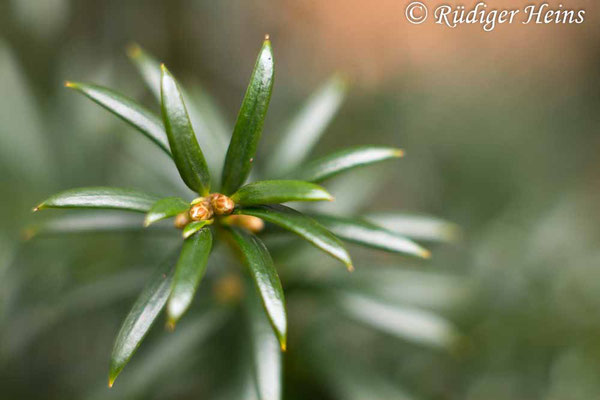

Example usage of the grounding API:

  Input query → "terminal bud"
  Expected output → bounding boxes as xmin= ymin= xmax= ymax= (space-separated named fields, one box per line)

xmin=189 ymin=200 xmax=213 ymax=221
xmin=210 ymin=193 xmax=235 ymax=215
xmin=174 ymin=211 xmax=191 ymax=229
xmin=223 ymin=215 xmax=265 ymax=233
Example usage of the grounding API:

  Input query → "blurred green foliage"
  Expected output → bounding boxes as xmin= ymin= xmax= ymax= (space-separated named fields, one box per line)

xmin=1 ymin=1 xmax=600 ymax=399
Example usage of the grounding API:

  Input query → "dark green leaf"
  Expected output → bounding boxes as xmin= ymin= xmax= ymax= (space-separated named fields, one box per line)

xmin=364 ymin=212 xmax=461 ymax=243
xmin=185 ymin=86 xmax=230 ymax=185
xmin=231 ymin=180 xmax=333 ymax=206
xmin=236 ymin=205 xmax=353 ymax=270
xmin=161 ymin=64 xmax=211 ymax=195
xmin=266 ymin=75 xmax=347 ymax=176
xmin=144 ymin=197 xmax=189 ymax=227
xmin=313 ymin=214 xmax=431 ymax=259
xmin=182 ymin=220 xmax=211 ymax=239
xmin=228 ymin=226 xmax=286 ymax=349
xmin=246 ymin=285 xmax=282 ymax=400
xmin=109 ymin=256 xmax=176 ymax=387
xmin=221 ymin=38 xmax=274 ymax=194
xmin=34 ymin=187 xmax=159 ymax=213
xmin=290 ymin=146 xmax=404 ymax=183
xmin=65 ymin=81 xmax=171 ymax=156
xmin=167 ymin=228 xmax=212 ymax=326
xmin=127 ymin=44 xmax=229 ymax=183
xmin=103 ymin=312 xmax=224 ymax=399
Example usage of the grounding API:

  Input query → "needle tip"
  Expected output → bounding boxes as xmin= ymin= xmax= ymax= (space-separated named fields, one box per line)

xmin=166 ymin=320 xmax=176 ymax=332
xmin=421 ymin=249 xmax=432 ymax=259
xmin=126 ymin=43 xmax=141 ymax=58
xmin=21 ymin=228 xmax=35 ymax=241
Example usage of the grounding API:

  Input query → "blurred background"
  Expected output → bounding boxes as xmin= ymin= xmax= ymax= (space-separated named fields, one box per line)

xmin=1 ymin=0 xmax=600 ymax=399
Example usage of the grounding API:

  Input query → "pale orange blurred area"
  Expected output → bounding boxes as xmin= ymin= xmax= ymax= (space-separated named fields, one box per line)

xmin=263 ymin=0 xmax=599 ymax=87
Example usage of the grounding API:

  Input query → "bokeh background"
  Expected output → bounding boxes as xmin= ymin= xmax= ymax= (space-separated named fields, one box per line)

xmin=1 ymin=0 xmax=600 ymax=399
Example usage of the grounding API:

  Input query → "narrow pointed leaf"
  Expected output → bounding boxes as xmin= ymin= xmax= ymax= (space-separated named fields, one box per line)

xmin=247 ymin=286 xmax=282 ymax=400
xmin=144 ymin=197 xmax=189 ymax=227
xmin=316 ymin=353 xmax=415 ymax=400
xmin=228 ymin=226 xmax=286 ymax=348
xmin=182 ymin=220 xmax=210 ymax=239
xmin=167 ymin=228 xmax=212 ymax=326
xmin=290 ymin=146 xmax=404 ymax=183
xmin=127 ymin=44 xmax=230 ymax=183
xmin=65 ymin=81 xmax=171 ymax=156
xmin=0 ymin=42 xmax=53 ymax=182
xmin=266 ymin=75 xmax=347 ymax=176
xmin=109 ymin=256 xmax=176 ymax=387
xmin=231 ymin=180 xmax=333 ymax=206
xmin=314 ymin=167 xmax=386 ymax=215
xmin=103 ymin=312 xmax=224 ymax=399
xmin=34 ymin=187 xmax=159 ymax=213
xmin=221 ymin=38 xmax=274 ymax=194
xmin=338 ymin=292 xmax=459 ymax=349
xmin=127 ymin=43 xmax=162 ymax=101
xmin=365 ymin=212 xmax=461 ymax=243
xmin=185 ymin=86 xmax=230 ymax=185
xmin=23 ymin=213 xmax=170 ymax=240
xmin=161 ymin=65 xmax=211 ymax=195
xmin=313 ymin=214 xmax=431 ymax=259
xmin=187 ymin=84 xmax=231 ymax=144
xmin=236 ymin=205 xmax=352 ymax=270
xmin=4 ymin=269 xmax=148 ymax=359
xmin=335 ymin=267 xmax=468 ymax=311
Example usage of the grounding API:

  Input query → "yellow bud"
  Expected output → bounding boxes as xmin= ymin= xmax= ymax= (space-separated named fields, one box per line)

xmin=244 ymin=215 xmax=265 ymax=232
xmin=189 ymin=201 xmax=213 ymax=221
xmin=223 ymin=215 xmax=264 ymax=233
xmin=213 ymin=274 xmax=244 ymax=304
xmin=173 ymin=211 xmax=190 ymax=229
xmin=210 ymin=193 xmax=235 ymax=215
